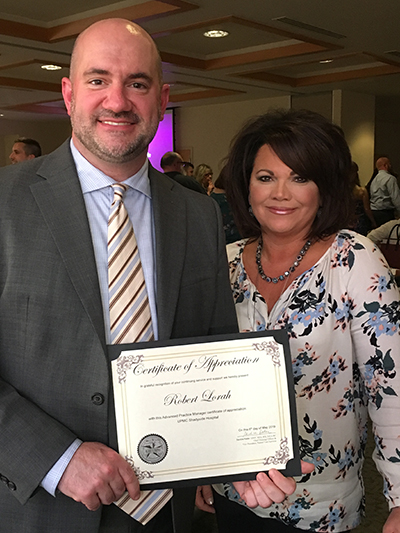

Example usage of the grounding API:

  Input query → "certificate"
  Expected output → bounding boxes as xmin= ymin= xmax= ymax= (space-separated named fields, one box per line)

xmin=109 ymin=330 xmax=300 ymax=489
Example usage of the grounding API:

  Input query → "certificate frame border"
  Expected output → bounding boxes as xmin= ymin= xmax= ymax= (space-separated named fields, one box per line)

xmin=108 ymin=329 xmax=301 ymax=489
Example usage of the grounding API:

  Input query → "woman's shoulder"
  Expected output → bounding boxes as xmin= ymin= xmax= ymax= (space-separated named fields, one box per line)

xmin=331 ymin=230 xmax=394 ymax=280
xmin=334 ymin=229 xmax=376 ymax=252
xmin=226 ymin=238 xmax=248 ymax=264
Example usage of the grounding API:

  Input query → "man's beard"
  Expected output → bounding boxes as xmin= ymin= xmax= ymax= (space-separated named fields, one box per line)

xmin=70 ymin=100 xmax=160 ymax=164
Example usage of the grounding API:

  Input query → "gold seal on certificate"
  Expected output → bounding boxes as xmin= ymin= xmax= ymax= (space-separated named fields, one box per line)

xmin=109 ymin=330 xmax=300 ymax=489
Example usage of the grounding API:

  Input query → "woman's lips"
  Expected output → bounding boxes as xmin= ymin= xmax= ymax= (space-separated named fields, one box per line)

xmin=267 ymin=206 xmax=296 ymax=215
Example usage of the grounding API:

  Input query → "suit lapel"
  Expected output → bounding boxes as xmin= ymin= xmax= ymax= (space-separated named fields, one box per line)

xmin=29 ymin=153 xmax=186 ymax=346
xmin=29 ymin=141 xmax=106 ymax=351
xmin=150 ymin=166 xmax=187 ymax=339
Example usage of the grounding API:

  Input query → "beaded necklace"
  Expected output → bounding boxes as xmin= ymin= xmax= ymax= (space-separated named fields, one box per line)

xmin=255 ymin=237 xmax=312 ymax=284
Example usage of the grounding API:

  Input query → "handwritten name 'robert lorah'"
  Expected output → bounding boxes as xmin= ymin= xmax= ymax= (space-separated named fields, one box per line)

xmin=164 ymin=389 xmax=232 ymax=406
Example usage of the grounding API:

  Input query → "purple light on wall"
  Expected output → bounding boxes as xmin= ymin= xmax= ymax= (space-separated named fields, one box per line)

xmin=147 ymin=109 xmax=174 ymax=172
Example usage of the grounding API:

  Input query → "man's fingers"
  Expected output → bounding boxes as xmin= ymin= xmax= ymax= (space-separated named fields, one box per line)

xmin=119 ymin=460 xmax=140 ymax=500
xmin=58 ymin=442 xmax=140 ymax=509
xmin=108 ymin=477 xmax=129 ymax=502
xmin=84 ymin=494 xmax=102 ymax=512
xmin=94 ymin=485 xmax=118 ymax=507
xmin=121 ymin=474 xmax=140 ymax=501
xmin=77 ymin=472 xmax=118 ymax=508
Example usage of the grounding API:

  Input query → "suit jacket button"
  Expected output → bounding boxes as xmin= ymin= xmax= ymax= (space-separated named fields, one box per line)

xmin=7 ymin=481 xmax=16 ymax=491
xmin=0 ymin=474 xmax=7 ymax=483
xmin=91 ymin=393 xmax=105 ymax=405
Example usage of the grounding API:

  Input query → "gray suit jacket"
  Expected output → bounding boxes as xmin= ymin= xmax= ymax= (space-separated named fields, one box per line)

xmin=0 ymin=141 xmax=237 ymax=532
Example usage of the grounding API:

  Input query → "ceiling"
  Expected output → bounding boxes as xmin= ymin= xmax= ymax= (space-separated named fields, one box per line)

xmin=1 ymin=0 xmax=400 ymax=120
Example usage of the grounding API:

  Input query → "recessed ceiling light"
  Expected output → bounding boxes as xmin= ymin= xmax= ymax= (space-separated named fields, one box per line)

xmin=41 ymin=64 xmax=62 ymax=71
xmin=203 ymin=30 xmax=229 ymax=38
xmin=319 ymin=59 xmax=333 ymax=64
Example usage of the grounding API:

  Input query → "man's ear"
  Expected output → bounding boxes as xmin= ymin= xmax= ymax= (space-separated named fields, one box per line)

xmin=159 ymin=84 xmax=170 ymax=121
xmin=62 ymin=77 xmax=73 ymax=116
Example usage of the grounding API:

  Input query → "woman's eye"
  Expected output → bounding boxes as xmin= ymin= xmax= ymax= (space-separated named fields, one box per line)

xmin=258 ymin=175 xmax=272 ymax=182
xmin=294 ymin=175 xmax=309 ymax=183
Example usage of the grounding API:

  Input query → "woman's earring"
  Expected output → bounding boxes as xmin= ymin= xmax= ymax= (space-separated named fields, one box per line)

xmin=249 ymin=205 xmax=254 ymax=217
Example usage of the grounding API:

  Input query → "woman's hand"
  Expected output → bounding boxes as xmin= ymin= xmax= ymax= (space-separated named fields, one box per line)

xmin=234 ymin=461 xmax=314 ymax=508
xmin=196 ymin=485 xmax=215 ymax=513
xmin=195 ymin=461 xmax=315 ymax=512
xmin=233 ymin=469 xmax=294 ymax=508
xmin=383 ymin=507 xmax=400 ymax=533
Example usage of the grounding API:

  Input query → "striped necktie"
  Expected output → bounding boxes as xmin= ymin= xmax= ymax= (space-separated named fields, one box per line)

xmin=108 ymin=183 xmax=172 ymax=524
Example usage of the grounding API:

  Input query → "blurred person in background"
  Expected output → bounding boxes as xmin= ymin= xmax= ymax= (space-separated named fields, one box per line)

xmin=9 ymin=137 xmax=42 ymax=164
xmin=369 ymin=157 xmax=400 ymax=226
xmin=194 ymin=163 xmax=213 ymax=194
xmin=160 ymin=151 xmax=205 ymax=194
xmin=368 ymin=217 xmax=400 ymax=245
xmin=210 ymin=165 xmax=241 ymax=243
xmin=349 ymin=161 xmax=376 ymax=235
xmin=182 ymin=161 xmax=194 ymax=177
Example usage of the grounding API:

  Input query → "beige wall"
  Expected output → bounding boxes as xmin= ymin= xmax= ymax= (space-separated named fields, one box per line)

xmin=0 ymin=118 xmax=71 ymax=167
xmin=335 ymin=90 xmax=375 ymax=185
xmin=175 ymin=91 xmax=376 ymax=185
xmin=375 ymin=95 xmax=400 ymax=176
xmin=175 ymin=95 xmax=290 ymax=177
xmin=293 ymin=90 xmax=375 ymax=185
xmin=291 ymin=92 xmax=332 ymax=120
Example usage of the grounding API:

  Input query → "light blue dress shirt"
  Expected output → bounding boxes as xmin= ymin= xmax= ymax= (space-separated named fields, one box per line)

xmin=41 ymin=140 xmax=158 ymax=495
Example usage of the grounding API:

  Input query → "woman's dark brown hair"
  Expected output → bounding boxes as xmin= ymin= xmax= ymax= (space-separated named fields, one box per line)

xmin=225 ymin=109 xmax=353 ymax=240
xmin=214 ymin=164 xmax=228 ymax=190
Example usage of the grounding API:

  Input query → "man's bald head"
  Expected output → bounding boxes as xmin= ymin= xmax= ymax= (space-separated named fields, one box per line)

xmin=376 ymin=157 xmax=392 ymax=172
xmin=69 ymin=19 xmax=163 ymax=86
xmin=160 ymin=151 xmax=183 ymax=172
xmin=61 ymin=17 xmax=169 ymax=179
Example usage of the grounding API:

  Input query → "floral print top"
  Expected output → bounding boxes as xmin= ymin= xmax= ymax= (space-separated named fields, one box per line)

xmin=215 ymin=231 xmax=400 ymax=531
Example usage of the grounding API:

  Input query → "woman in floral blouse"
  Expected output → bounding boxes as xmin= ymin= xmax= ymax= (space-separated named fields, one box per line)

xmin=197 ymin=110 xmax=400 ymax=532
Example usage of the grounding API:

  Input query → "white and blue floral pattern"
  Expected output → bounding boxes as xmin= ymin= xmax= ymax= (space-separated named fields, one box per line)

xmin=214 ymin=231 xmax=400 ymax=531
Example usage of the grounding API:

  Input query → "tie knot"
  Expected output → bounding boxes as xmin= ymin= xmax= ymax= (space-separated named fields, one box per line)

xmin=111 ymin=183 xmax=128 ymax=205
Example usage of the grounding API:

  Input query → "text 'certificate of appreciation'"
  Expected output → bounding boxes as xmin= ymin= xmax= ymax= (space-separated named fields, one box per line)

xmin=109 ymin=330 xmax=300 ymax=489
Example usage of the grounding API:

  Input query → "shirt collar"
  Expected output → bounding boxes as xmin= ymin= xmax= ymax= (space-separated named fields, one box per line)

xmin=70 ymin=139 xmax=151 ymax=197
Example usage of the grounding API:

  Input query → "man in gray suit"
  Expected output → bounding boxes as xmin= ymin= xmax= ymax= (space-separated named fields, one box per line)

xmin=0 ymin=18 xmax=306 ymax=533
xmin=0 ymin=18 xmax=238 ymax=533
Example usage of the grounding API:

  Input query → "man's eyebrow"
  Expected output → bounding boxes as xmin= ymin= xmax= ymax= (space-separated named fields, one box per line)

xmin=82 ymin=68 xmax=110 ymax=77
xmin=82 ymin=69 xmax=153 ymax=84
xmin=126 ymin=72 xmax=153 ymax=84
